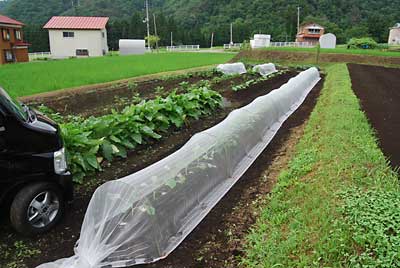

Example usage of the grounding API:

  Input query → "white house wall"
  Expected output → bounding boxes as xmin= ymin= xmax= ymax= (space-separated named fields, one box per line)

xmin=48 ymin=29 xmax=109 ymax=58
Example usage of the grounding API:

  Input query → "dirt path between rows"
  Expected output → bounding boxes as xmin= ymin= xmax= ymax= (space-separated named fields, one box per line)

xmin=348 ymin=64 xmax=400 ymax=171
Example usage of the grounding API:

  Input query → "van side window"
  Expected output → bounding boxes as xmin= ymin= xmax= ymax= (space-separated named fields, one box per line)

xmin=0 ymin=114 xmax=5 ymax=150
xmin=0 ymin=112 xmax=4 ymax=127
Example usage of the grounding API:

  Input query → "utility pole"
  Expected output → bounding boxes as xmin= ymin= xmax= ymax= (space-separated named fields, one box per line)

xmin=170 ymin=32 xmax=173 ymax=47
xmin=230 ymin=23 xmax=233 ymax=45
xmin=145 ymin=0 xmax=151 ymax=51
xmin=210 ymin=32 xmax=214 ymax=49
xmin=153 ymin=13 xmax=159 ymax=51
xmin=297 ymin=6 xmax=301 ymax=35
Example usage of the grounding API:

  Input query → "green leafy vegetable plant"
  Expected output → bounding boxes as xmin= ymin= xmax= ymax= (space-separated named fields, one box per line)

xmin=59 ymin=86 xmax=222 ymax=183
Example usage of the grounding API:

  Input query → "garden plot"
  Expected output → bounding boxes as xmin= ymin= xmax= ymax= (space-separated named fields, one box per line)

xmin=25 ymin=68 xmax=296 ymax=118
xmin=348 ymin=64 xmax=400 ymax=170
xmin=0 ymin=65 xmax=321 ymax=268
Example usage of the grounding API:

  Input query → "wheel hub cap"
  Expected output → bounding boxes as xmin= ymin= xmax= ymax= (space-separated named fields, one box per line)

xmin=27 ymin=191 xmax=60 ymax=228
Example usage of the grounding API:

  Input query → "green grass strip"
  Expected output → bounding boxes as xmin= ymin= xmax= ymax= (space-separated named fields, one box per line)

xmin=0 ymin=53 xmax=233 ymax=98
xmin=241 ymin=64 xmax=399 ymax=267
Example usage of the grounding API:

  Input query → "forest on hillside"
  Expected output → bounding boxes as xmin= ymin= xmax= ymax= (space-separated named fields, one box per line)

xmin=1 ymin=0 xmax=399 ymax=52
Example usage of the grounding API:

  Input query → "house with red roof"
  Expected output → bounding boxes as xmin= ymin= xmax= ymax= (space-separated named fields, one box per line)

xmin=295 ymin=22 xmax=325 ymax=45
xmin=43 ymin=16 xmax=109 ymax=59
xmin=0 ymin=14 xmax=29 ymax=64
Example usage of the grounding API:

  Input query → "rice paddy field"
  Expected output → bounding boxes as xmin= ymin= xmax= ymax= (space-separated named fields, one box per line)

xmin=0 ymin=52 xmax=234 ymax=97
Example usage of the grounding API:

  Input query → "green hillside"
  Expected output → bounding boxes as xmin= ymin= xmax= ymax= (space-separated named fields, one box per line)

xmin=1 ymin=0 xmax=399 ymax=50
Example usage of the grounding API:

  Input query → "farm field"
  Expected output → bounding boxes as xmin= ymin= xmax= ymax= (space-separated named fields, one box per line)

xmin=0 ymin=65 xmax=317 ymax=268
xmin=264 ymin=46 xmax=400 ymax=57
xmin=0 ymin=53 xmax=234 ymax=98
xmin=349 ymin=64 xmax=400 ymax=170
xmin=2 ymin=62 xmax=400 ymax=268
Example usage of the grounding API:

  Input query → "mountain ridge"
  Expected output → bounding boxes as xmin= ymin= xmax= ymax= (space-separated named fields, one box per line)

xmin=1 ymin=0 xmax=399 ymax=47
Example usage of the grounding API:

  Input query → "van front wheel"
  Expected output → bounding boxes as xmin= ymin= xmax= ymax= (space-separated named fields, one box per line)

xmin=10 ymin=182 xmax=65 ymax=235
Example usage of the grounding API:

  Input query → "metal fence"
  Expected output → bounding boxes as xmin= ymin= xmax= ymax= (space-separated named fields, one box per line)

xmin=223 ymin=43 xmax=242 ymax=49
xmin=270 ymin=42 xmax=315 ymax=48
xmin=29 ymin=52 xmax=52 ymax=60
xmin=166 ymin=45 xmax=200 ymax=51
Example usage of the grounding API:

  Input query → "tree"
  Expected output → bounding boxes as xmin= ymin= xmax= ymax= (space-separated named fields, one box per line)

xmin=145 ymin=35 xmax=160 ymax=49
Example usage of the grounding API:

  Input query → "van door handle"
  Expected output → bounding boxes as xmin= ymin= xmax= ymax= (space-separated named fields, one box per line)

xmin=0 ymin=127 xmax=5 ymax=132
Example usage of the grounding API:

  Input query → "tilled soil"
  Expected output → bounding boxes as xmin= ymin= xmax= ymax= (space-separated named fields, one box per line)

xmin=348 ymin=63 xmax=400 ymax=171
xmin=1 ymin=72 xmax=321 ymax=268
xmin=234 ymin=50 xmax=400 ymax=66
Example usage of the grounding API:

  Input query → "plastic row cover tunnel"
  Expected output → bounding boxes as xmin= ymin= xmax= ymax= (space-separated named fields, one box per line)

xmin=37 ymin=68 xmax=321 ymax=268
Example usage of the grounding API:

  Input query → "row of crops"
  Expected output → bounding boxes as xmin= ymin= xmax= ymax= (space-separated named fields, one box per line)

xmin=39 ymin=64 xmax=287 ymax=183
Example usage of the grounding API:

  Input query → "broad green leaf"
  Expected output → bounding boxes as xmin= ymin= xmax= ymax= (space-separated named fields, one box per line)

xmin=131 ymin=133 xmax=143 ymax=144
xmin=165 ymin=178 xmax=177 ymax=189
xmin=101 ymin=140 xmax=114 ymax=161
xmin=86 ymin=154 xmax=99 ymax=169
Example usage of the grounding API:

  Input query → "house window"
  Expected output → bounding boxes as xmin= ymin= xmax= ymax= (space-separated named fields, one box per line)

xmin=63 ymin=31 xmax=75 ymax=38
xmin=4 ymin=50 xmax=14 ymax=62
xmin=76 ymin=49 xmax=89 ymax=56
xmin=308 ymin=28 xmax=321 ymax=34
xmin=2 ymin=29 xmax=10 ymax=41
xmin=14 ymin=30 xmax=22 ymax=40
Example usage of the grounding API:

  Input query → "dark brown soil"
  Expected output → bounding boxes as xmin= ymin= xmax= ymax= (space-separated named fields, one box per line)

xmin=0 ymin=71 xmax=320 ymax=268
xmin=234 ymin=50 xmax=400 ymax=66
xmin=348 ymin=63 xmax=400 ymax=171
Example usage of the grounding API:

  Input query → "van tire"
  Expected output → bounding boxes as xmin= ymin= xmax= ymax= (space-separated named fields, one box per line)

xmin=10 ymin=182 xmax=65 ymax=235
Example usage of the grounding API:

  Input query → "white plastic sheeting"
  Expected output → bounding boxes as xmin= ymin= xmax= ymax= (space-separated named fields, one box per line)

xmin=37 ymin=68 xmax=321 ymax=268
xmin=119 ymin=39 xmax=146 ymax=55
xmin=253 ymin=63 xmax=277 ymax=77
xmin=216 ymin=62 xmax=247 ymax=75
xmin=319 ymin=34 xmax=336 ymax=49
xmin=251 ymin=34 xmax=271 ymax=48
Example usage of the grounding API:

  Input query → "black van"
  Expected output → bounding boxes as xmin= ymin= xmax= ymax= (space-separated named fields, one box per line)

xmin=0 ymin=87 xmax=73 ymax=235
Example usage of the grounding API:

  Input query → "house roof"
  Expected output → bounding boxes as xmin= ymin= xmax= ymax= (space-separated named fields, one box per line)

xmin=43 ymin=16 xmax=109 ymax=30
xmin=0 ymin=14 xmax=24 ymax=26
xmin=298 ymin=34 xmax=322 ymax=38
xmin=14 ymin=41 xmax=30 ymax=47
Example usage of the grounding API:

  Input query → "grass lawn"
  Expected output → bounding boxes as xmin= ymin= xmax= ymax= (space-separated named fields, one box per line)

xmin=0 ymin=52 xmax=234 ymax=97
xmin=242 ymin=64 xmax=400 ymax=267
xmin=264 ymin=46 xmax=400 ymax=57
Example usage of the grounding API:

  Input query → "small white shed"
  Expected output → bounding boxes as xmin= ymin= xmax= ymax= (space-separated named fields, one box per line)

xmin=119 ymin=40 xmax=146 ymax=55
xmin=319 ymin=33 xmax=336 ymax=49
xmin=388 ymin=23 xmax=400 ymax=46
xmin=251 ymin=34 xmax=271 ymax=49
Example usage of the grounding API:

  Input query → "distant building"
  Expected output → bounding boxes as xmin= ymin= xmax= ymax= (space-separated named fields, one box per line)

xmin=388 ymin=23 xmax=400 ymax=46
xmin=43 ymin=16 xmax=109 ymax=59
xmin=250 ymin=34 xmax=271 ymax=49
xmin=296 ymin=23 xmax=325 ymax=44
xmin=0 ymin=14 xmax=29 ymax=64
